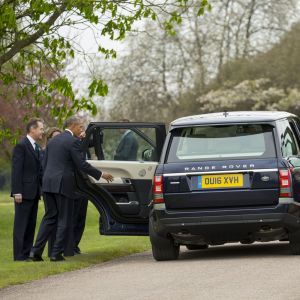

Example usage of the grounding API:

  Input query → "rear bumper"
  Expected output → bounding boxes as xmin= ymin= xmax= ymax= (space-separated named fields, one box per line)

xmin=151 ymin=204 xmax=300 ymax=244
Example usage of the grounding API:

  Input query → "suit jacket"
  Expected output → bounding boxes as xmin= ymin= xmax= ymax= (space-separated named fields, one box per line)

xmin=114 ymin=131 xmax=138 ymax=161
xmin=42 ymin=131 xmax=101 ymax=198
xmin=11 ymin=137 xmax=42 ymax=199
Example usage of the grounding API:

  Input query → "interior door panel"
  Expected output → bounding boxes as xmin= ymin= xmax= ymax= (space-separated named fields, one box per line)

xmin=78 ymin=122 xmax=166 ymax=230
xmin=87 ymin=160 xmax=158 ymax=216
xmin=87 ymin=160 xmax=159 ymax=183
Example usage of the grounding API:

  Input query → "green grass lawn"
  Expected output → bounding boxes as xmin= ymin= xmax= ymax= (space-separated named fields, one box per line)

xmin=0 ymin=192 xmax=151 ymax=288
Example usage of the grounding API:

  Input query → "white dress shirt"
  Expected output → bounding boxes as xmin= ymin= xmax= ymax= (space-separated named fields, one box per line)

xmin=26 ymin=134 xmax=37 ymax=150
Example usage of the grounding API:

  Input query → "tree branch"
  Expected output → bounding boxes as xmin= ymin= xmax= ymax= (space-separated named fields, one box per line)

xmin=0 ymin=4 xmax=66 ymax=68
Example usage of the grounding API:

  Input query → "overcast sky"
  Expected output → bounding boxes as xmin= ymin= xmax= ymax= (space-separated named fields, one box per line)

xmin=61 ymin=23 xmax=124 ymax=95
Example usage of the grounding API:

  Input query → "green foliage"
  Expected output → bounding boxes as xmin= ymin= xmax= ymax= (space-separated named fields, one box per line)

xmin=198 ymin=0 xmax=212 ymax=15
xmin=0 ymin=119 xmax=21 ymax=145
xmin=0 ymin=0 xmax=211 ymax=142
xmin=88 ymin=79 xmax=108 ymax=98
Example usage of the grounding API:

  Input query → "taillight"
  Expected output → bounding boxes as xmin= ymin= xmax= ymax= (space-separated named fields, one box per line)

xmin=153 ymin=175 xmax=164 ymax=204
xmin=279 ymin=169 xmax=292 ymax=198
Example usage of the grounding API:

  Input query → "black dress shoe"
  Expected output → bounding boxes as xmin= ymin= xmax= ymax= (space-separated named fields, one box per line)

xmin=14 ymin=257 xmax=30 ymax=262
xmin=74 ymin=247 xmax=81 ymax=255
xmin=50 ymin=255 xmax=65 ymax=262
xmin=28 ymin=253 xmax=44 ymax=262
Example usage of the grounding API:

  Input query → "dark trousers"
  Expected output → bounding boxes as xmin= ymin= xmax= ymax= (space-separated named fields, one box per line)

xmin=73 ymin=196 xmax=88 ymax=251
xmin=31 ymin=192 xmax=73 ymax=258
xmin=47 ymin=195 xmax=87 ymax=256
xmin=47 ymin=202 xmax=74 ymax=257
xmin=13 ymin=197 xmax=39 ymax=260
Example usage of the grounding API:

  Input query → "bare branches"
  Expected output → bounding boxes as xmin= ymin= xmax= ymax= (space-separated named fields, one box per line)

xmin=96 ymin=0 xmax=299 ymax=123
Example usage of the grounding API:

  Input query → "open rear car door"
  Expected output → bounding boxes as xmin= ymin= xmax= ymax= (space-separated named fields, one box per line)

xmin=76 ymin=122 xmax=166 ymax=235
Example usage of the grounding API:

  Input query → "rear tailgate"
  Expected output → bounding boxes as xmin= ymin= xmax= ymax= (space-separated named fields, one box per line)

xmin=163 ymin=159 xmax=279 ymax=209
xmin=163 ymin=123 xmax=279 ymax=209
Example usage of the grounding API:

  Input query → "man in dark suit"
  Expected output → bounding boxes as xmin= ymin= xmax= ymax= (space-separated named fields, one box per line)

xmin=11 ymin=118 xmax=44 ymax=261
xmin=47 ymin=192 xmax=88 ymax=257
xmin=71 ymin=131 xmax=89 ymax=255
xmin=46 ymin=130 xmax=87 ymax=257
xmin=29 ymin=116 xmax=113 ymax=261
xmin=114 ymin=120 xmax=138 ymax=161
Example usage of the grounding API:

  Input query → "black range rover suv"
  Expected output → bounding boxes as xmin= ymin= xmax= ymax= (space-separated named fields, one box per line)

xmin=78 ymin=111 xmax=300 ymax=261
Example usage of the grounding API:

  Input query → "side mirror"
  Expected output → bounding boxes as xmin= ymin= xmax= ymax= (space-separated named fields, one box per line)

xmin=142 ymin=149 xmax=154 ymax=161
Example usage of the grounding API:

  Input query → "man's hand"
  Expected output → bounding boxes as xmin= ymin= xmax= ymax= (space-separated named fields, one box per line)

xmin=79 ymin=132 xmax=86 ymax=140
xmin=102 ymin=172 xmax=114 ymax=183
xmin=14 ymin=194 xmax=22 ymax=204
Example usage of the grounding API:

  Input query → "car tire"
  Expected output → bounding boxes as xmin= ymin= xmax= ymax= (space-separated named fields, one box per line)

xmin=149 ymin=218 xmax=179 ymax=261
xmin=151 ymin=242 xmax=180 ymax=261
xmin=186 ymin=244 xmax=208 ymax=250
xmin=289 ymin=231 xmax=300 ymax=255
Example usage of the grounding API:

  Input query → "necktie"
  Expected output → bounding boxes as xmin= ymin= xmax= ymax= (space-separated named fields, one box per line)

xmin=34 ymin=143 xmax=40 ymax=158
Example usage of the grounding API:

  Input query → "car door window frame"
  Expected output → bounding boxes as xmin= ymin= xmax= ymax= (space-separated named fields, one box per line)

xmin=82 ymin=122 xmax=166 ymax=162
xmin=277 ymin=118 xmax=300 ymax=158
xmin=291 ymin=118 xmax=300 ymax=147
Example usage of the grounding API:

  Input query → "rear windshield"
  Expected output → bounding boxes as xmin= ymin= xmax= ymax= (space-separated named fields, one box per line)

xmin=167 ymin=124 xmax=276 ymax=162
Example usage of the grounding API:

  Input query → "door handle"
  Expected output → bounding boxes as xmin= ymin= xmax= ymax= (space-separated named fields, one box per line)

xmin=116 ymin=201 xmax=139 ymax=206
xmin=123 ymin=178 xmax=132 ymax=184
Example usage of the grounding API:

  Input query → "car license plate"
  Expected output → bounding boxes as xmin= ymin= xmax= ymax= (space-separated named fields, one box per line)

xmin=197 ymin=174 xmax=243 ymax=189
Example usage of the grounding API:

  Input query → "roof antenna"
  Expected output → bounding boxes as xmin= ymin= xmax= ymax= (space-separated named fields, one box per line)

xmin=223 ymin=111 xmax=229 ymax=117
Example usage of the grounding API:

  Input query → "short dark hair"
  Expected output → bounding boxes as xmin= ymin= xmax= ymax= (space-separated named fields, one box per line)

xmin=63 ymin=116 xmax=82 ymax=129
xmin=26 ymin=118 xmax=44 ymax=133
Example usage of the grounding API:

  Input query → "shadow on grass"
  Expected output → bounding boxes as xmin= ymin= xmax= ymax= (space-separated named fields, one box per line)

xmin=65 ymin=247 xmax=149 ymax=264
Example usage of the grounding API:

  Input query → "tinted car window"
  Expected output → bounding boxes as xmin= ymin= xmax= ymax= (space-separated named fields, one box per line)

xmin=86 ymin=127 xmax=158 ymax=162
xmin=167 ymin=124 xmax=276 ymax=162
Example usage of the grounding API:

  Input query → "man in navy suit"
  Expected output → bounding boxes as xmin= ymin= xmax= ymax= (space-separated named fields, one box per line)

xmin=11 ymin=118 xmax=44 ymax=261
xmin=30 ymin=116 xmax=113 ymax=261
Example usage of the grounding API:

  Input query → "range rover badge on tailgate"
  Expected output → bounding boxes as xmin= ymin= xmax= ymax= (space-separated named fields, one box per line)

xmin=261 ymin=175 xmax=270 ymax=182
